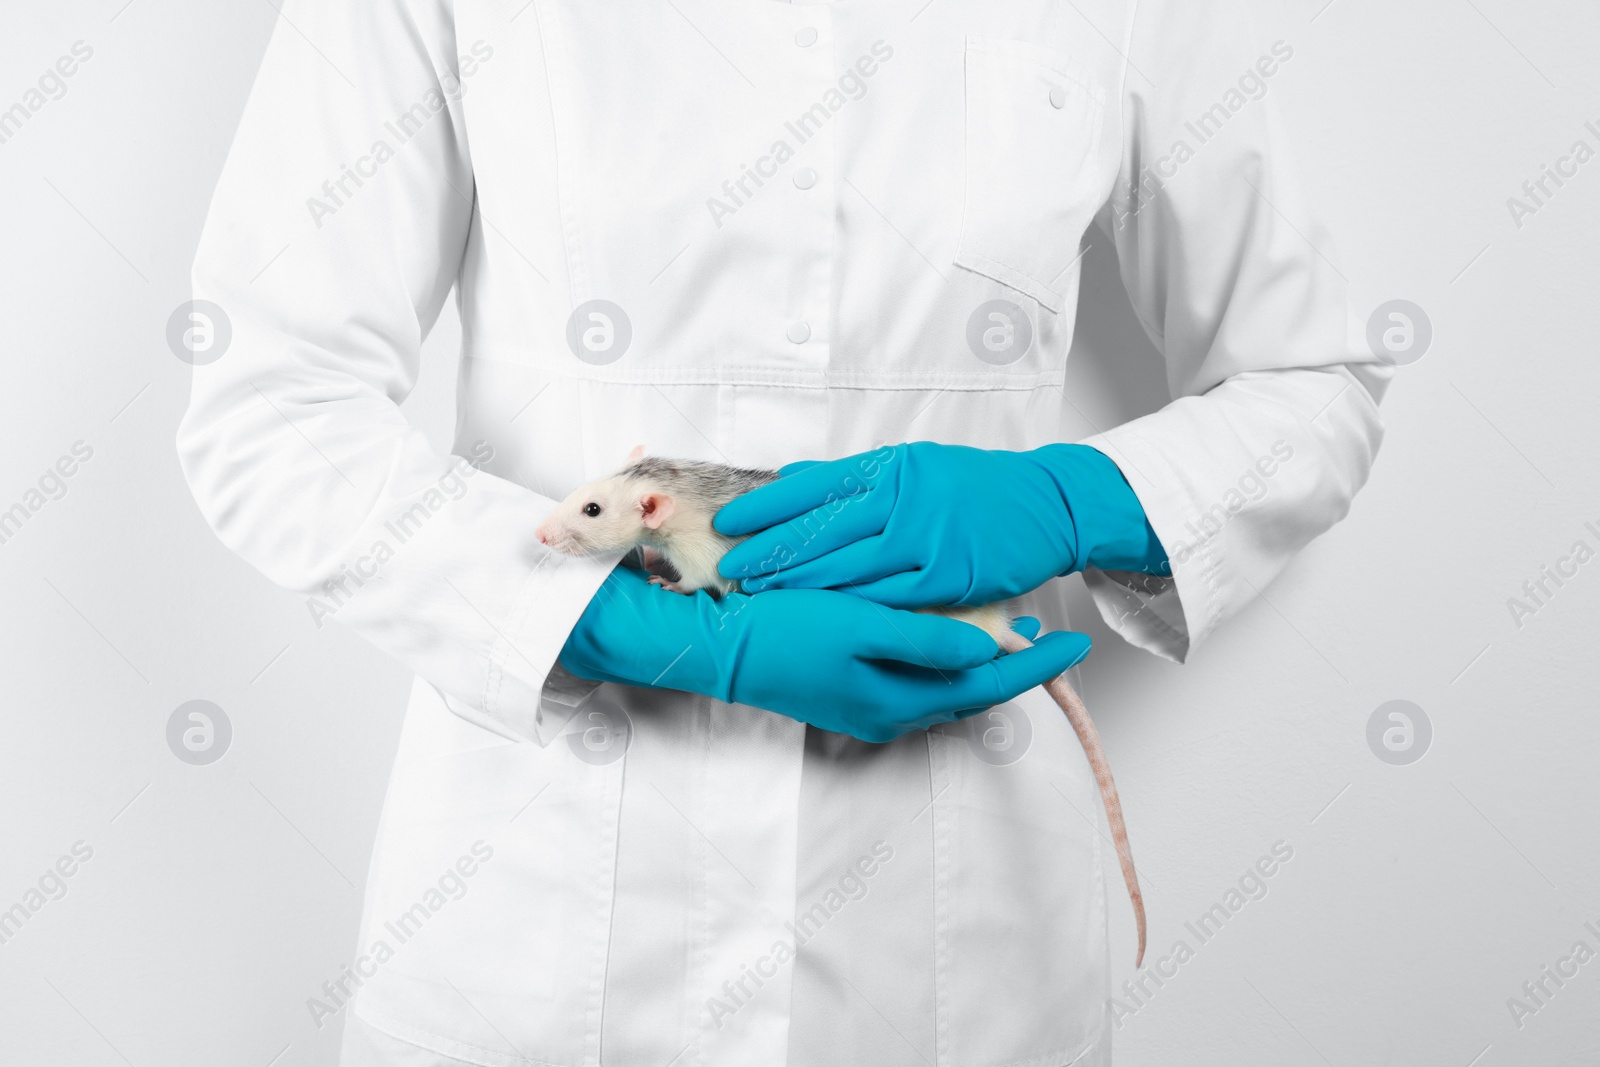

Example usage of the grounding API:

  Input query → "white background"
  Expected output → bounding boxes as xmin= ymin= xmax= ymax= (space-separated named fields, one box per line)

xmin=1 ymin=1 xmax=1597 ymax=1065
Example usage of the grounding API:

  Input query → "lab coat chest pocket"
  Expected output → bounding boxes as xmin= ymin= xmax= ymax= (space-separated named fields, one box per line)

xmin=955 ymin=38 xmax=1109 ymax=315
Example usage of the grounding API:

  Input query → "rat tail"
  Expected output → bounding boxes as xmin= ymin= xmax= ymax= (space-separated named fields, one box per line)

xmin=995 ymin=627 xmax=1147 ymax=969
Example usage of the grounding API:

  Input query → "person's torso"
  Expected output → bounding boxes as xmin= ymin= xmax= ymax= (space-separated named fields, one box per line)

xmin=345 ymin=3 xmax=1135 ymax=1064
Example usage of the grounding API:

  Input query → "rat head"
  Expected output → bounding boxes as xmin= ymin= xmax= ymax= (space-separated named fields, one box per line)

xmin=535 ymin=446 xmax=677 ymax=556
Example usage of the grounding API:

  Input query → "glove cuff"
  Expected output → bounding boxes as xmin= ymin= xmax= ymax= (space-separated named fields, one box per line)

xmin=559 ymin=568 xmax=744 ymax=700
xmin=1031 ymin=444 xmax=1171 ymax=576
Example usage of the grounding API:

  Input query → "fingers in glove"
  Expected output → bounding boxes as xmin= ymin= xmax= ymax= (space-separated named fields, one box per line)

xmin=738 ymin=533 xmax=918 ymax=593
xmin=934 ymin=630 xmax=1092 ymax=717
xmin=714 ymin=453 xmax=883 ymax=537
xmin=718 ymin=488 xmax=892 ymax=580
xmin=852 ymin=606 xmax=1001 ymax=671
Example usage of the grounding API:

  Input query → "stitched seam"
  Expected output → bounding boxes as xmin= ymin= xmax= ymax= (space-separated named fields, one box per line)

xmin=973 ymin=1030 xmax=1111 ymax=1067
xmin=587 ymin=752 xmax=625 ymax=1065
xmin=952 ymin=250 xmax=1067 ymax=314
xmin=459 ymin=358 xmax=1074 ymax=391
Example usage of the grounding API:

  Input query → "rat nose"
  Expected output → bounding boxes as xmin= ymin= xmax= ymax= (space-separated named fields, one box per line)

xmin=535 ymin=525 xmax=550 ymax=546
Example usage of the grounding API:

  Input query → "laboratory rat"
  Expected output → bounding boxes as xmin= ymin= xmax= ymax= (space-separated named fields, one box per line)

xmin=536 ymin=447 xmax=1147 ymax=966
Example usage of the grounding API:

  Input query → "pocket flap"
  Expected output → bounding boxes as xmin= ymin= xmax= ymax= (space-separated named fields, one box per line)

xmin=955 ymin=37 xmax=1108 ymax=314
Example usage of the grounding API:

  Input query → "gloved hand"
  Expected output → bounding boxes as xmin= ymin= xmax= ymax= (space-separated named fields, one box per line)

xmin=559 ymin=566 xmax=1090 ymax=743
xmin=715 ymin=442 xmax=1169 ymax=609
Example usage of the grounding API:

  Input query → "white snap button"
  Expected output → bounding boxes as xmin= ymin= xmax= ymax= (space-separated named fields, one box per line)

xmin=795 ymin=27 xmax=818 ymax=47
xmin=793 ymin=168 xmax=818 ymax=190
xmin=1049 ymin=86 xmax=1067 ymax=109
xmin=786 ymin=321 xmax=811 ymax=344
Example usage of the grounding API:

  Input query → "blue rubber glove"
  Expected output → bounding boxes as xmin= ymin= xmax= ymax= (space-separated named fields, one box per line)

xmin=559 ymin=566 xmax=1089 ymax=743
xmin=715 ymin=442 xmax=1169 ymax=609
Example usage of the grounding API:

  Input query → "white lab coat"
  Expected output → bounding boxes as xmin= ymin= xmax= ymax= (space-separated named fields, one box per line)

xmin=178 ymin=0 xmax=1388 ymax=1063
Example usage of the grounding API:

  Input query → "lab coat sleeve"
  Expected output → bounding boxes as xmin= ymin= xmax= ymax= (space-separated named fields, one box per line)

xmin=1078 ymin=0 xmax=1392 ymax=662
xmin=176 ymin=0 xmax=613 ymax=742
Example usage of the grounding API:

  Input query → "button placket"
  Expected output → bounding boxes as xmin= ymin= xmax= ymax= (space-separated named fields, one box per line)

xmin=776 ymin=9 xmax=834 ymax=365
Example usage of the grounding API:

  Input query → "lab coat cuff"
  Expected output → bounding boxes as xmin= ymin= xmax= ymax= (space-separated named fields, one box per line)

xmin=482 ymin=548 xmax=622 ymax=745
xmin=1077 ymin=430 xmax=1222 ymax=663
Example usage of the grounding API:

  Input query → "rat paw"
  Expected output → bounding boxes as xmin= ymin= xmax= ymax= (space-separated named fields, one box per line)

xmin=649 ymin=576 xmax=695 ymax=595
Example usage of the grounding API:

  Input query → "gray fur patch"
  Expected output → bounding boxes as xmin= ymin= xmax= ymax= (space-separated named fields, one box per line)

xmin=619 ymin=457 xmax=778 ymax=511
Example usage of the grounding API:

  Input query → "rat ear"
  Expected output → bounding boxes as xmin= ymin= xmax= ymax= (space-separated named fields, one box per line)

xmin=637 ymin=491 xmax=676 ymax=530
xmin=627 ymin=444 xmax=645 ymax=462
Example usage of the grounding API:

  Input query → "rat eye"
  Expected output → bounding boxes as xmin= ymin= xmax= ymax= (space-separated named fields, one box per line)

xmin=582 ymin=502 xmax=602 ymax=518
